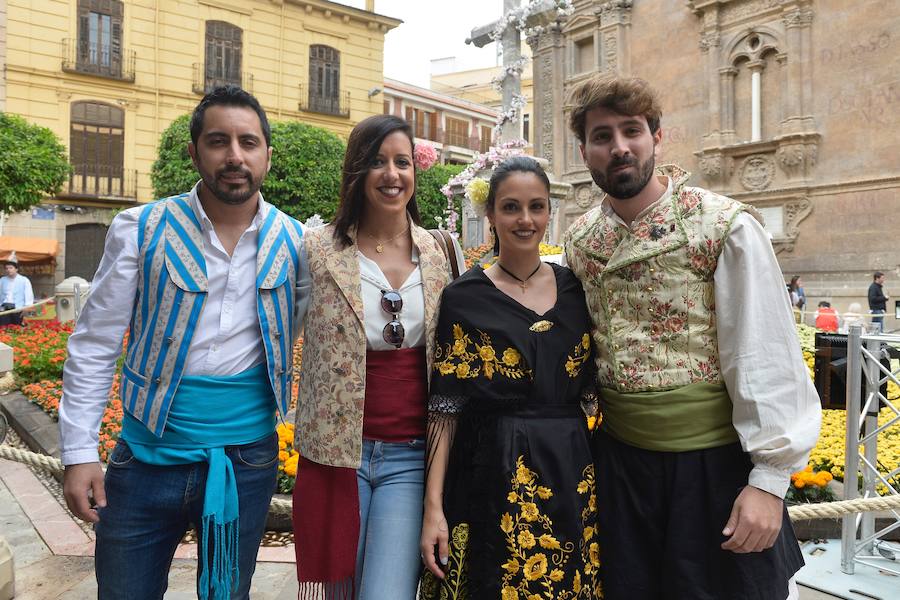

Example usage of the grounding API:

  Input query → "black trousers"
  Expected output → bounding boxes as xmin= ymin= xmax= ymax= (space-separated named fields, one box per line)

xmin=0 ymin=303 xmax=22 ymax=326
xmin=595 ymin=430 xmax=803 ymax=600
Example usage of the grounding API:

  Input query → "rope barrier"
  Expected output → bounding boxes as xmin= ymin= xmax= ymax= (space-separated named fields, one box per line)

xmin=2 ymin=443 xmax=898 ymax=521
xmin=0 ymin=296 xmax=56 ymax=317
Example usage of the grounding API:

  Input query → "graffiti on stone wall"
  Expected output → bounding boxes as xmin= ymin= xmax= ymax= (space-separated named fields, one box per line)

xmin=827 ymin=82 xmax=900 ymax=125
xmin=820 ymin=32 xmax=892 ymax=65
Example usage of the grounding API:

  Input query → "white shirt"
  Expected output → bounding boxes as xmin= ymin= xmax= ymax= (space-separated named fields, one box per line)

xmin=359 ymin=250 xmax=426 ymax=350
xmin=59 ymin=185 xmax=311 ymax=465
xmin=0 ymin=273 xmax=34 ymax=307
xmin=594 ymin=178 xmax=821 ymax=498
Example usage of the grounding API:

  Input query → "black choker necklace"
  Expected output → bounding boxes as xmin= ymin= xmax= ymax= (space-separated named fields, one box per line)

xmin=496 ymin=261 xmax=542 ymax=293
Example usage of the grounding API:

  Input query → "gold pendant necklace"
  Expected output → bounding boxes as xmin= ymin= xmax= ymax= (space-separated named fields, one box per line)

xmin=366 ymin=226 xmax=410 ymax=253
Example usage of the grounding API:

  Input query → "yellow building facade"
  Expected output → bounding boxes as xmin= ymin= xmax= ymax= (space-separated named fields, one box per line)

xmin=3 ymin=0 xmax=398 ymax=293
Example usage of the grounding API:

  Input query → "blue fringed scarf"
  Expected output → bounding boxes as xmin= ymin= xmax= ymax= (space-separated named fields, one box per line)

xmin=121 ymin=363 xmax=276 ymax=600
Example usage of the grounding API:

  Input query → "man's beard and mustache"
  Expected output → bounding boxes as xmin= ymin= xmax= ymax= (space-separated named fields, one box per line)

xmin=200 ymin=164 xmax=262 ymax=205
xmin=589 ymin=153 xmax=656 ymax=200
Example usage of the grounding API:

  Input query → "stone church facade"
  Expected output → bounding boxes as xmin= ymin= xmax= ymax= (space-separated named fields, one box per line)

xmin=529 ymin=0 xmax=900 ymax=327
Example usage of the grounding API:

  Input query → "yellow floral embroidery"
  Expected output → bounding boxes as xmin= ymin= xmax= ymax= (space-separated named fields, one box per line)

xmin=500 ymin=456 xmax=579 ymax=598
xmin=434 ymin=324 xmax=532 ymax=381
xmin=565 ymin=333 xmax=592 ymax=378
xmin=576 ymin=464 xmax=603 ymax=597
xmin=420 ymin=522 xmax=470 ymax=599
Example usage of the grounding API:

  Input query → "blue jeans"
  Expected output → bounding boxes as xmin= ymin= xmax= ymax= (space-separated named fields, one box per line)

xmin=872 ymin=309 xmax=885 ymax=332
xmin=94 ymin=433 xmax=278 ymax=599
xmin=355 ymin=438 xmax=425 ymax=600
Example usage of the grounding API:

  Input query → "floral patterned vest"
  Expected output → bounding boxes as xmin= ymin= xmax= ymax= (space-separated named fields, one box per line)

xmin=564 ymin=165 xmax=761 ymax=393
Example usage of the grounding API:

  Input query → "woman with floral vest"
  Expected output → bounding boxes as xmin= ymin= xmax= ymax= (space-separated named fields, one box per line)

xmin=419 ymin=156 xmax=602 ymax=599
xmin=291 ymin=114 xmax=464 ymax=599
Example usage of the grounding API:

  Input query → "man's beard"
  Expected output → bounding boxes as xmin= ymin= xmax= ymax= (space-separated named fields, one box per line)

xmin=200 ymin=166 xmax=261 ymax=205
xmin=589 ymin=154 xmax=656 ymax=200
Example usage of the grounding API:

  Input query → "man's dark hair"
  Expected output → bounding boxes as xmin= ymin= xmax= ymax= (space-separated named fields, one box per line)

xmin=818 ymin=301 xmax=831 ymax=308
xmin=874 ymin=271 xmax=885 ymax=280
xmin=189 ymin=85 xmax=271 ymax=147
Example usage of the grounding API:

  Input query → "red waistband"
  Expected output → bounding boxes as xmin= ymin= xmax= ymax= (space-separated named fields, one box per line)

xmin=362 ymin=347 xmax=427 ymax=442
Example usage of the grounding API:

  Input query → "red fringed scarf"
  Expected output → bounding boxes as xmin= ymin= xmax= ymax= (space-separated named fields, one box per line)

xmin=293 ymin=347 xmax=427 ymax=598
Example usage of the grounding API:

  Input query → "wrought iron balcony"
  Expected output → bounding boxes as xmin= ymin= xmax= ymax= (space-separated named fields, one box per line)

xmin=65 ymin=165 xmax=137 ymax=200
xmin=299 ymin=84 xmax=350 ymax=118
xmin=192 ymin=64 xmax=254 ymax=95
xmin=61 ymin=38 xmax=135 ymax=82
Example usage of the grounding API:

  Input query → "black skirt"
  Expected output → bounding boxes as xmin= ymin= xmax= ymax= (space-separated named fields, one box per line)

xmin=594 ymin=430 xmax=803 ymax=600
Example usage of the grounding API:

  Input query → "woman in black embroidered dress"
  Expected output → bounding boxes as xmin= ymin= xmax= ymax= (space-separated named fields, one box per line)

xmin=420 ymin=157 xmax=602 ymax=599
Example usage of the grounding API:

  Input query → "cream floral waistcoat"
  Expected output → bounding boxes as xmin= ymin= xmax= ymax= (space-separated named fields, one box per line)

xmin=564 ymin=165 xmax=761 ymax=393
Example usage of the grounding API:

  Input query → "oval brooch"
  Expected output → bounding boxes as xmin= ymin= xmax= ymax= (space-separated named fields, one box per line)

xmin=529 ymin=320 xmax=554 ymax=333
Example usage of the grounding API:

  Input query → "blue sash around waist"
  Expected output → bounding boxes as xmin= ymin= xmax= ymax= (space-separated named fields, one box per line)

xmin=121 ymin=363 xmax=276 ymax=600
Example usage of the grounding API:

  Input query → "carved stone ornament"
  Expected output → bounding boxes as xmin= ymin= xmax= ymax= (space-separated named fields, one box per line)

xmin=783 ymin=7 xmax=814 ymax=28
xmin=597 ymin=0 xmax=633 ymax=25
xmin=698 ymin=154 xmax=725 ymax=180
xmin=777 ymin=143 xmax=818 ymax=179
xmin=540 ymin=54 xmax=554 ymax=160
xmin=739 ymin=155 xmax=775 ymax=190
xmin=575 ymin=183 xmax=601 ymax=209
xmin=782 ymin=197 xmax=812 ymax=252
xmin=604 ymin=35 xmax=618 ymax=71
xmin=699 ymin=31 xmax=721 ymax=52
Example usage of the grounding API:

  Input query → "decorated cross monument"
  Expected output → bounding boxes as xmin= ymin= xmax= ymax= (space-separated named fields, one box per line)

xmin=444 ymin=0 xmax=574 ymax=249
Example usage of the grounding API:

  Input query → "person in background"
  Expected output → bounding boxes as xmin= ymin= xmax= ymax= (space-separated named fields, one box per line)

xmin=868 ymin=271 xmax=889 ymax=333
xmin=0 ymin=254 xmax=34 ymax=326
xmin=814 ymin=301 xmax=839 ymax=333
xmin=291 ymin=114 xmax=464 ymax=599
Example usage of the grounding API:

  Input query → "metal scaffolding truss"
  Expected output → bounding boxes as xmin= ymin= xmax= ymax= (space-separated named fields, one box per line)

xmin=841 ymin=326 xmax=900 ymax=575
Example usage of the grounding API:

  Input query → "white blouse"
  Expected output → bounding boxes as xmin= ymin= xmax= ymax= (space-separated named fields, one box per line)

xmin=358 ymin=249 xmax=426 ymax=350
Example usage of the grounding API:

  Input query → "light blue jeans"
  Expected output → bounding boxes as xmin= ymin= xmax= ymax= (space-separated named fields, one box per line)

xmin=355 ymin=438 xmax=425 ymax=600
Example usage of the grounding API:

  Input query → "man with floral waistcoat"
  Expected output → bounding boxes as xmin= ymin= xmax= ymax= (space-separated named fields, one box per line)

xmin=562 ymin=73 xmax=821 ymax=600
xmin=58 ymin=86 xmax=310 ymax=599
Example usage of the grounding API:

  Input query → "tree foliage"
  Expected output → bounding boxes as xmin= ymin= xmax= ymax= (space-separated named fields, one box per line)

xmin=264 ymin=121 xmax=344 ymax=221
xmin=0 ymin=113 xmax=70 ymax=213
xmin=415 ymin=163 xmax=465 ymax=229
xmin=150 ymin=114 xmax=196 ymax=198
xmin=150 ymin=115 xmax=345 ymax=221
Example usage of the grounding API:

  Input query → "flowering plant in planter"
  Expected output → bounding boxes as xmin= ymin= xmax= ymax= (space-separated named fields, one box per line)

xmin=787 ymin=465 xmax=836 ymax=504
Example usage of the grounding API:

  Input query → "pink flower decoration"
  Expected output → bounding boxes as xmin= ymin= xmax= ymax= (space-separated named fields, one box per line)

xmin=414 ymin=143 xmax=438 ymax=171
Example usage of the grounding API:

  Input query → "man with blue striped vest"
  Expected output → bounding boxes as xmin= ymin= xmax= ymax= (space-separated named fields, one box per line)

xmin=59 ymin=86 xmax=310 ymax=599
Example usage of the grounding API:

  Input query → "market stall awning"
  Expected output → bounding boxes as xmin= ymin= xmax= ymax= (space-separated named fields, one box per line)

xmin=0 ymin=236 xmax=60 ymax=264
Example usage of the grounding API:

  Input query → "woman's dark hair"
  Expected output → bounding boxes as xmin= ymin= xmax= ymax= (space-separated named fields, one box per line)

xmin=790 ymin=275 xmax=802 ymax=291
xmin=332 ymin=115 xmax=421 ymax=247
xmin=486 ymin=156 xmax=551 ymax=254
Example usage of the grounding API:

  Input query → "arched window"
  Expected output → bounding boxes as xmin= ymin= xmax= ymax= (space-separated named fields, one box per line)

xmin=729 ymin=32 xmax=781 ymax=143
xmin=308 ymin=45 xmax=341 ymax=114
xmin=69 ymin=101 xmax=125 ymax=197
xmin=205 ymin=21 xmax=242 ymax=92
xmin=76 ymin=0 xmax=124 ymax=77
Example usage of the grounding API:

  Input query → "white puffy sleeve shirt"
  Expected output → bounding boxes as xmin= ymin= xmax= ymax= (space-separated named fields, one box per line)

xmin=715 ymin=212 xmax=821 ymax=498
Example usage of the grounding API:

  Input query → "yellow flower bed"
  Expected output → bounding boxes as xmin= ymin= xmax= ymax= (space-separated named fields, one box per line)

xmin=277 ymin=422 xmax=300 ymax=493
xmin=807 ymin=407 xmax=900 ymax=495
xmin=793 ymin=323 xmax=900 ymax=496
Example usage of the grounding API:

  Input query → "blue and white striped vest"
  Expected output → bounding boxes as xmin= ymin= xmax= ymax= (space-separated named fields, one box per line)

xmin=119 ymin=193 xmax=303 ymax=437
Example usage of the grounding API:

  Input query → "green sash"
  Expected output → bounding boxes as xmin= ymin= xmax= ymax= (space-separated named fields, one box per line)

xmin=601 ymin=382 xmax=738 ymax=452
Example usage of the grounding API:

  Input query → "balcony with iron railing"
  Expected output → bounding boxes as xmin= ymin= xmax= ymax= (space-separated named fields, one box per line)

xmin=298 ymin=84 xmax=350 ymax=118
xmin=65 ymin=165 xmax=137 ymax=201
xmin=192 ymin=63 xmax=254 ymax=95
xmin=61 ymin=38 xmax=136 ymax=82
